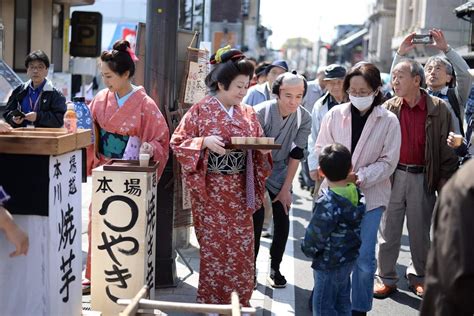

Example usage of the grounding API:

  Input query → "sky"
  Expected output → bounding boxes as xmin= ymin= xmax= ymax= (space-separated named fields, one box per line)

xmin=259 ymin=0 xmax=375 ymax=49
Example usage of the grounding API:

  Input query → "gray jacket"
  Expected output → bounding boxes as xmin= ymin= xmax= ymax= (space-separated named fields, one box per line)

xmin=254 ymin=100 xmax=312 ymax=194
xmin=392 ymin=48 xmax=472 ymax=134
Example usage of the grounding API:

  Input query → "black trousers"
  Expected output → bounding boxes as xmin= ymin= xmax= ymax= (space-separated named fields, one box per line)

xmin=253 ymin=190 xmax=290 ymax=272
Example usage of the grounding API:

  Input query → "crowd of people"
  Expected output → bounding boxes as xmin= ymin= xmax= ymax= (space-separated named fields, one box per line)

xmin=0 ymin=27 xmax=473 ymax=316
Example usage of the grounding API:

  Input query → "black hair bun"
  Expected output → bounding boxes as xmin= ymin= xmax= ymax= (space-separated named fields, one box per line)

xmin=113 ymin=40 xmax=131 ymax=52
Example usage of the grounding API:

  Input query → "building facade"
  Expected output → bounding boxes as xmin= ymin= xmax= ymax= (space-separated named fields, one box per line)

xmin=392 ymin=0 xmax=471 ymax=62
xmin=0 ymin=0 xmax=93 ymax=73
xmin=366 ymin=0 xmax=396 ymax=72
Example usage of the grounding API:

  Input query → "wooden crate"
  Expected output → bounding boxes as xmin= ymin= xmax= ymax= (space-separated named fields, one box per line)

xmin=0 ymin=128 xmax=91 ymax=155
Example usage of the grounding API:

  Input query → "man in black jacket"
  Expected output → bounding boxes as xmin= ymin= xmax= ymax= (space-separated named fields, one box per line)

xmin=3 ymin=50 xmax=66 ymax=128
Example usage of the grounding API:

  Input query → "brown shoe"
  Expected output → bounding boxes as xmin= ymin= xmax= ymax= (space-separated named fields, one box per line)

xmin=408 ymin=283 xmax=424 ymax=298
xmin=373 ymin=283 xmax=397 ymax=299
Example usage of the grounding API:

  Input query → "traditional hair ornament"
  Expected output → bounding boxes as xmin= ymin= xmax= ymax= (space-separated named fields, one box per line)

xmin=126 ymin=47 xmax=139 ymax=62
xmin=210 ymin=45 xmax=245 ymax=64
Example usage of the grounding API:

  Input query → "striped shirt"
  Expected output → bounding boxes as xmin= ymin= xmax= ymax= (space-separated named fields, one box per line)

xmin=314 ymin=102 xmax=401 ymax=211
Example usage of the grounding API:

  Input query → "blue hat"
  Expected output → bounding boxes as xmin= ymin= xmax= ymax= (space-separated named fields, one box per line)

xmin=324 ymin=64 xmax=346 ymax=80
xmin=265 ymin=60 xmax=289 ymax=74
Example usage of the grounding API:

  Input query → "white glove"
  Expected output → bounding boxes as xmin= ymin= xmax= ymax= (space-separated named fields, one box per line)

xmin=203 ymin=135 xmax=226 ymax=155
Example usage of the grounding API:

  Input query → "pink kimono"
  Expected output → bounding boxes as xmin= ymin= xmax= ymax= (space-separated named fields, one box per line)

xmin=86 ymin=87 xmax=169 ymax=178
xmin=170 ymin=96 xmax=271 ymax=306
xmin=85 ymin=86 xmax=169 ymax=280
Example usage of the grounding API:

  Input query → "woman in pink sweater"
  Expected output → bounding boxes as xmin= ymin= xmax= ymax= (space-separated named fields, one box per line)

xmin=314 ymin=62 xmax=401 ymax=315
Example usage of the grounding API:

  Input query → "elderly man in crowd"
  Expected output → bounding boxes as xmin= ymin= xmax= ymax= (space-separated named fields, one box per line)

xmin=374 ymin=58 xmax=458 ymax=299
xmin=308 ymin=64 xmax=348 ymax=192
xmin=392 ymin=29 xmax=472 ymax=135
xmin=243 ymin=60 xmax=288 ymax=106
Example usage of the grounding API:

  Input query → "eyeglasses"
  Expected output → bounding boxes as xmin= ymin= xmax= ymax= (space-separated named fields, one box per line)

xmin=28 ymin=64 xmax=46 ymax=71
xmin=346 ymin=89 xmax=373 ymax=97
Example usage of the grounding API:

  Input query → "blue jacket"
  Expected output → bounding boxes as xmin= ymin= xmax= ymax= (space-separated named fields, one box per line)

xmin=242 ymin=83 xmax=271 ymax=106
xmin=301 ymin=188 xmax=365 ymax=271
xmin=3 ymin=79 xmax=66 ymax=128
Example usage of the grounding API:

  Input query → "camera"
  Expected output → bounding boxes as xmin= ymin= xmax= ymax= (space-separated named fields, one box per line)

xmin=412 ymin=34 xmax=434 ymax=44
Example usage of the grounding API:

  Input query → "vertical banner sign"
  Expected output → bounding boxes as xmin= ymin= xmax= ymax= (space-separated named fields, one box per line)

xmin=91 ymin=169 xmax=156 ymax=316
xmin=0 ymin=151 xmax=82 ymax=315
xmin=48 ymin=150 xmax=82 ymax=315
xmin=183 ymin=61 xmax=207 ymax=104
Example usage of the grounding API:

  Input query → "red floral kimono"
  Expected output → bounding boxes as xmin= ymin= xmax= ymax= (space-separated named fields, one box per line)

xmin=170 ymin=96 xmax=271 ymax=306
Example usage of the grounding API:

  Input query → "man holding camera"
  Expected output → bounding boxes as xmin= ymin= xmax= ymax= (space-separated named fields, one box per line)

xmin=391 ymin=29 xmax=472 ymax=135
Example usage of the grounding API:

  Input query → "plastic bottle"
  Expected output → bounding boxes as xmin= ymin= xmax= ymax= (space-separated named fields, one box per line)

xmin=64 ymin=102 xmax=78 ymax=133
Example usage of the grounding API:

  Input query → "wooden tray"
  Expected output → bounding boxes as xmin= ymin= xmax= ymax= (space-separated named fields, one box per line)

xmin=102 ymin=159 xmax=159 ymax=172
xmin=0 ymin=128 xmax=91 ymax=155
xmin=225 ymin=143 xmax=281 ymax=150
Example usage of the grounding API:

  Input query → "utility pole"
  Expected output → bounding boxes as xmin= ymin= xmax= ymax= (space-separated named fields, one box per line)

xmin=145 ymin=0 xmax=178 ymax=288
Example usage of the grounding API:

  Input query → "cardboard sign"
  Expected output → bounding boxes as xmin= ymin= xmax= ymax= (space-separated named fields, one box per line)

xmin=91 ymin=168 xmax=157 ymax=316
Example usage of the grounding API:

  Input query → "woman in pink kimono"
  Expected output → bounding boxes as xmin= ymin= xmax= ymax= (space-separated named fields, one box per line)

xmin=170 ymin=48 xmax=271 ymax=306
xmin=82 ymin=40 xmax=169 ymax=292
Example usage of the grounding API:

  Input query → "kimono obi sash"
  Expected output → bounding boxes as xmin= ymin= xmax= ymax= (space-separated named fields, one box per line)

xmin=99 ymin=127 xmax=130 ymax=158
xmin=207 ymin=149 xmax=246 ymax=175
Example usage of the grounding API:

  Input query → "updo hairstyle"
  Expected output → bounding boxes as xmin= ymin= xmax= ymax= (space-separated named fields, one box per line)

xmin=205 ymin=47 xmax=255 ymax=94
xmin=100 ymin=40 xmax=135 ymax=78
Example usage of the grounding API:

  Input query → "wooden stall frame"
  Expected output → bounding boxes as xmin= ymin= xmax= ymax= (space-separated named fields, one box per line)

xmin=118 ymin=286 xmax=256 ymax=316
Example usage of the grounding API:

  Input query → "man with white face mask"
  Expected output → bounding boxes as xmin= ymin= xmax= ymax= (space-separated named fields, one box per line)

xmin=314 ymin=63 xmax=401 ymax=316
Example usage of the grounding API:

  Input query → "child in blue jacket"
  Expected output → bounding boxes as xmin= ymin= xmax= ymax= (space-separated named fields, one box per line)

xmin=301 ymin=143 xmax=365 ymax=315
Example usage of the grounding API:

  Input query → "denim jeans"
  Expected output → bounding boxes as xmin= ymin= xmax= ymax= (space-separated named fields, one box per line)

xmin=313 ymin=262 xmax=354 ymax=316
xmin=351 ymin=207 xmax=384 ymax=312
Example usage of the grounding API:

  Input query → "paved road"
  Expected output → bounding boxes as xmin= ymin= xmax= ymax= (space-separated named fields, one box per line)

xmin=81 ymin=174 xmax=423 ymax=315
xmin=291 ymin=182 xmax=422 ymax=316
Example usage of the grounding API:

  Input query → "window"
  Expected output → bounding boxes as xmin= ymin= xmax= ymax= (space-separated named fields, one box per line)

xmin=14 ymin=0 xmax=31 ymax=71
xmin=179 ymin=0 xmax=204 ymax=34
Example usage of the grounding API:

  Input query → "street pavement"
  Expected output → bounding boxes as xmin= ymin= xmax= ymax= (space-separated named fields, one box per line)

xmin=81 ymin=173 xmax=422 ymax=315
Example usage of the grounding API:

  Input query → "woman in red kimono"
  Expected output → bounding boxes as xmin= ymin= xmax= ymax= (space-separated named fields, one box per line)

xmin=170 ymin=47 xmax=271 ymax=306
xmin=82 ymin=40 xmax=169 ymax=292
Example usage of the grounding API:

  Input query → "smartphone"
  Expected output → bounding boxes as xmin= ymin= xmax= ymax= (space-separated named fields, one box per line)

xmin=11 ymin=109 xmax=26 ymax=118
xmin=412 ymin=34 xmax=434 ymax=44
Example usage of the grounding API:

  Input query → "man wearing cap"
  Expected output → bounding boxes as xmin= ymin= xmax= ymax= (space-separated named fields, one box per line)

xmin=301 ymin=65 xmax=327 ymax=113
xmin=307 ymin=64 xmax=348 ymax=189
xmin=392 ymin=29 xmax=472 ymax=135
xmin=250 ymin=62 xmax=271 ymax=87
xmin=243 ymin=60 xmax=289 ymax=106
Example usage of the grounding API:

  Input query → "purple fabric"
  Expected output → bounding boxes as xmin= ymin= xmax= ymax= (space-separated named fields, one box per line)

xmin=246 ymin=150 xmax=256 ymax=210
